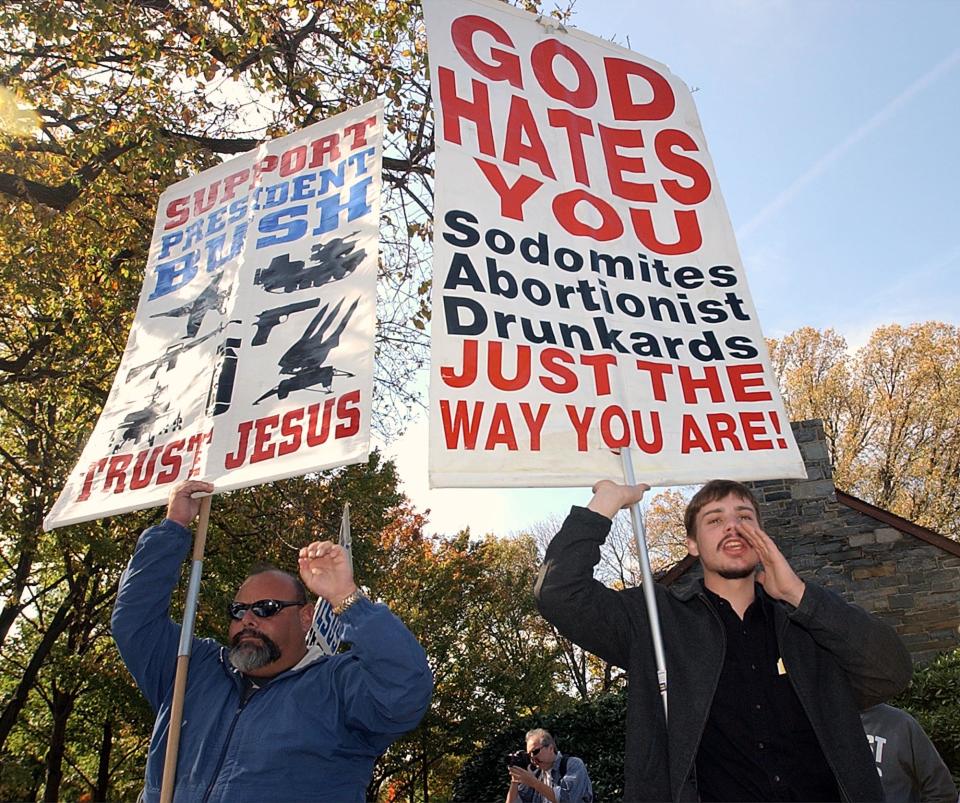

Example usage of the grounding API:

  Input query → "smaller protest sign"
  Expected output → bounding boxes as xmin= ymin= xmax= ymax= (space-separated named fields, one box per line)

xmin=45 ymin=100 xmax=384 ymax=530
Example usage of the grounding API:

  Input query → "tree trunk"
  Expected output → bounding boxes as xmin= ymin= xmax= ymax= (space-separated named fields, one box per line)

xmin=602 ymin=661 xmax=614 ymax=692
xmin=94 ymin=716 xmax=113 ymax=802
xmin=42 ymin=686 xmax=76 ymax=802
xmin=0 ymin=594 xmax=73 ymax=749
xmin=0 ymin=547 xmax=33 ymax=647
xmin=0 ymin=496 xmax=42 ymax=650
xmin=421 ymin=740 xmax=429 ymax=803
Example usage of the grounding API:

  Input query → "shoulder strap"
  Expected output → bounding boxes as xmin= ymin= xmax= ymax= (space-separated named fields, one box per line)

xmin=559 ymin=755 xmax=568 ymax=777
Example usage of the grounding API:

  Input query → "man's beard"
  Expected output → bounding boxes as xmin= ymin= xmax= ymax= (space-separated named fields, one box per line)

xmin=717 ymin=565 xmax=758 ymax=580
xmin=228 ymin=630 xmax=281 ymax=673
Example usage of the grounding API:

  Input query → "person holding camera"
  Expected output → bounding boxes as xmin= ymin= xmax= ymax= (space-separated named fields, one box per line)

xmin=505 ymin=728 xmax=593 ymax=803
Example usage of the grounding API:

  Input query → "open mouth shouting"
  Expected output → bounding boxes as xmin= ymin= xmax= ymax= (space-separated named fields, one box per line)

xmin=718 ymin=535 xmax=750 ymax=555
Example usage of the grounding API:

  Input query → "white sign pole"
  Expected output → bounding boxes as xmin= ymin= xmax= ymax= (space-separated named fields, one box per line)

xmin=160 ymin=493 xmax=212 ymax=803
xmin=339 ymin=500 xmax=352 ymax=562
xmin=620 ymin=448 xmax=668 ymax=721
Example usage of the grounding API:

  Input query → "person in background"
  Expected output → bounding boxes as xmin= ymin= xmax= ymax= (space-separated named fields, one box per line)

xmin=861 ymin=703 xmax=958 ymax=803
xmin=506 ymin=728 xmax=593 ymax=803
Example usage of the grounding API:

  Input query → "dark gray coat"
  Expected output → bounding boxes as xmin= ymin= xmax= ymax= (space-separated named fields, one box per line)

xmin=535 ymin=507 xmax=913 ymax=803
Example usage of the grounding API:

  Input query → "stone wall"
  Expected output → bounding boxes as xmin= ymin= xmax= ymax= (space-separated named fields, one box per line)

xmin=669 ymin=419 xmax=960 ymax=665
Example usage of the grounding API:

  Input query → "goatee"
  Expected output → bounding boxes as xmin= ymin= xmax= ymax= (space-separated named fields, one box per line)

xmin=717 ymin=566 xmax=757 ymax=580
xmin=228 ymin=630 xmax=281 ymax=673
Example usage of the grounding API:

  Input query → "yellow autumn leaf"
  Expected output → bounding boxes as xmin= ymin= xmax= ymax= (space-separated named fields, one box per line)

xmin=0 ymin=86 xmax=42 ymax=136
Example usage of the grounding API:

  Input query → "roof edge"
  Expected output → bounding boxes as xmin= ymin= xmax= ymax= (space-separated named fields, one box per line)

xmin=835 ymin=489 xmax=960 ymax=559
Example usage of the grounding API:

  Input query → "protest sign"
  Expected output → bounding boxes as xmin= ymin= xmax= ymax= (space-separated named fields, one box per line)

xmin=423 ymin=0 xmax=805 ymax=487
xmin=44 ymin=100 xmax=383 ymax=530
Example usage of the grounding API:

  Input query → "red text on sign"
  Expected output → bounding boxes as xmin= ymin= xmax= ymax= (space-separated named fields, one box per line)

xmin=437 ymin=15 xmax=713 ymax=254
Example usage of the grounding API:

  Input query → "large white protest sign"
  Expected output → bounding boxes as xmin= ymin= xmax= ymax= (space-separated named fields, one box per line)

xmin=424 ymin=0 xmax=805 ymax=487
xmin=45 ymin=100 xmax=384 ymax=530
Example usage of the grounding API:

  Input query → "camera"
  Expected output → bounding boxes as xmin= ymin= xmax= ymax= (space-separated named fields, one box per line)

xmin=505 ymin=750 xmax=530 ymax=768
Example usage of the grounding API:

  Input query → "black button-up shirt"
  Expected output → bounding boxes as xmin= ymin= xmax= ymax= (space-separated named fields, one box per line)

xmin=695 ymin=584 xmax=840 ymax=802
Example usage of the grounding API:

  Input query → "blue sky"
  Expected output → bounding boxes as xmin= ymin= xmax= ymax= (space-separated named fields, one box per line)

xmin=383 ymin=0 xmax=960 ymax=537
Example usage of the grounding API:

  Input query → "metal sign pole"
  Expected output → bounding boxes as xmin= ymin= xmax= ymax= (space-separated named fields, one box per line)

xmin=339 ymin=501 xmax=352 ymax=565
xmin=160 ymin=494 xmax=212 ymax=803
xmin=619 ymin=448 xmax=669 ymax=721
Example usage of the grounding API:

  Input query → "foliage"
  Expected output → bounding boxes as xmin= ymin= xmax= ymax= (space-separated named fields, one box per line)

xmin=519 ymin=490 xmax=688 ymax=703
xmin=3 ymin=0 xmax=955 ymax=799
xmin=0 ymin=0 xmax=584 ymax=798
xmin=768 ymin=323 xmax=960 ymax=538
xmin=2 ymin=2 xmax=419 ymax=799
xmin=454 ymin=649 xmax=960 ymax=801
xmin=1 ymin=1 xmax=445 ymax=791
xmin=368 ymin=522 xmax=570 ymax=802
xmin=451 ymin=690 xmax=627 ymax=803
xmin=0 ymin=0 xmax=442 ymax=442
xmin=643 ymin=488 xmax=690 ymax=571
xmin=0 ymin=441 xmax=574 ymax=801
xmin=891 ymin=648 xmax=960 ymax=780
xmin=1 ymin=633 xmax=154 ymax=802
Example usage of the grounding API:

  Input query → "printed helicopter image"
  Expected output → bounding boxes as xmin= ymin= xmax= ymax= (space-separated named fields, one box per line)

xmin=254 ymin=296 xmax=359 ymax=404
xmin=108 ymin=385 xmax=182 ymax=454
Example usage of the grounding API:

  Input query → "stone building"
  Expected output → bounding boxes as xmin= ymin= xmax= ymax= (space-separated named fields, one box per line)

xmin=662 ymin=419 xmax=960 ymax=665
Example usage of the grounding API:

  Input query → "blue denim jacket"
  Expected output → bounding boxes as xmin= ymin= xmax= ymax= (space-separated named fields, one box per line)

xmin=112 ymin=519 xmax=433 ymax=803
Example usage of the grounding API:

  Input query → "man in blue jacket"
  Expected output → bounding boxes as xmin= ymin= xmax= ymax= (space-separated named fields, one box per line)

xmin=112 ymin=480 xmax=433 ymax=803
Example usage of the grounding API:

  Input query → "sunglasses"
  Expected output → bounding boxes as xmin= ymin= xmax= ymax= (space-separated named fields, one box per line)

xmin=530 ymin=746 xmax=548 ymax=757
xmin=227 ymin=599 xmax=305 ymax=620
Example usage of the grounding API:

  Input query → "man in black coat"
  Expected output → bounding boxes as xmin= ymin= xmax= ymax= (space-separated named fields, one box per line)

xmin=535 ymin=479 xmax=912 ymax=802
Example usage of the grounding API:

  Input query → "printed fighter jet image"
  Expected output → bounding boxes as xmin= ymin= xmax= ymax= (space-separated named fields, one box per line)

xmin=254 ymin=297 xmax=359 ymax=404
xmin=150 ymin=272 xmax=230 ymax=338
xmin=253 ymin=234 xmax=366 ymax=294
